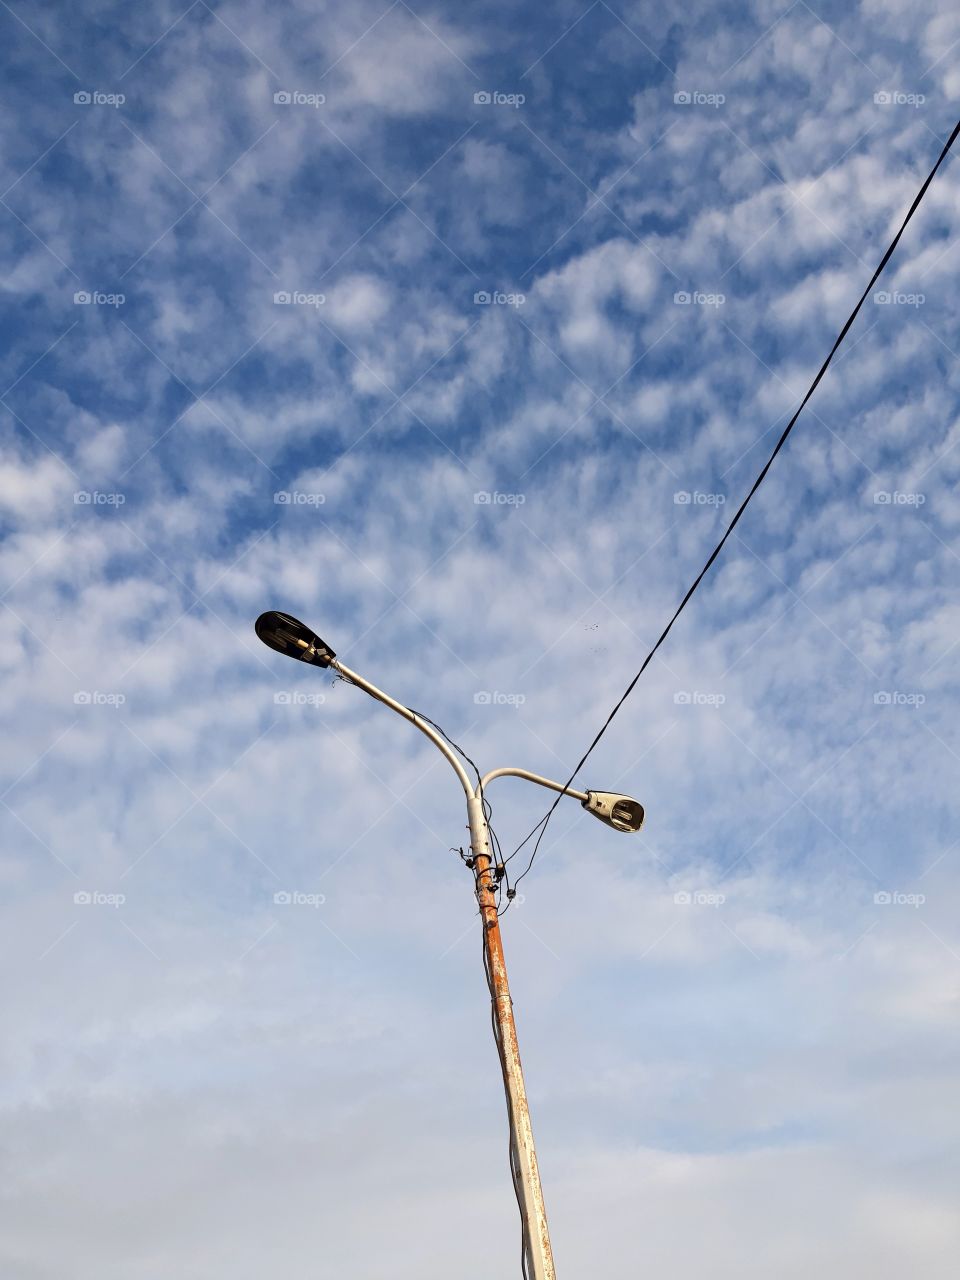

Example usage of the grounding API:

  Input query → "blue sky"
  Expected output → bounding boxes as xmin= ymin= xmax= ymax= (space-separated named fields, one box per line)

xmin=2 ymin=1 xmax=959 ymax=1276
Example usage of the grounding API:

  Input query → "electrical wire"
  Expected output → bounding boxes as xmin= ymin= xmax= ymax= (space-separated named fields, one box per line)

xmin=510 ymin=115 xmax=960 ymax=890
xmin=336 ymin=664 xmax=525 ymax=1266
xmin=407 ymin=710 xmax=520 ymax=913
xmin=406 ymin=706 xmax=514 ymax=909
xmin=335 ymin=667 xmax=516 ymax=909
xmin=483 ymin=925 xmax=533 ymax=1279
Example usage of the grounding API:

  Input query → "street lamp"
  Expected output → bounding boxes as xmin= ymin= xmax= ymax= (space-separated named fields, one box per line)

xmin=254 ymin=610 xmax=644 ymax=1280
xmin=255 ymin=610 xmax=337 ymax=667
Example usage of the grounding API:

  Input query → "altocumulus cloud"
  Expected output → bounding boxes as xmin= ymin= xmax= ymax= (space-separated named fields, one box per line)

xmin=0 ymin=1 xmax=959 ymax=1277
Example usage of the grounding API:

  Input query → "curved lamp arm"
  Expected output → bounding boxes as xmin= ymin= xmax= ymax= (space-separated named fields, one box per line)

xmin=478 ymin=767 xmax=644 ymax=834
xmin=477 ymin=767 xmax=588 ymax=804
xmin=333 ymin=659 xmax=474 ymax=799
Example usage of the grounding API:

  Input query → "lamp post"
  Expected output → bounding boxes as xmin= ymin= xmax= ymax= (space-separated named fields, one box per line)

xmin=255 ymin=611 xmax=645 ymax=1280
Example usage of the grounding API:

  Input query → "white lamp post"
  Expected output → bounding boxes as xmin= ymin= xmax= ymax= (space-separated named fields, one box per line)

xmin=255 ymin=610 xmax=644 ymax=1280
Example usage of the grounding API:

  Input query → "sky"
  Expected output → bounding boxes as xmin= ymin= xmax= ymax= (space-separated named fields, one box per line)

xmin=1 ymin=0 xmax=959 ymax=1276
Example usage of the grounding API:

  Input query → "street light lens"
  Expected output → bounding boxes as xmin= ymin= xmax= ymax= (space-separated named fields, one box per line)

xmin=255 ymin=611 xmax=336 ymax=668
xmin=610 ymin=799 xmax=644 ymax=832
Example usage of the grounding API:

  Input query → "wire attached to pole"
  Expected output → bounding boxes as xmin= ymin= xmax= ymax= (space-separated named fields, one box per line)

xmin=404 ymin=705 xmax=516 ymax=912
xmin=483 ymin=925 xmax=534 ymax=1279
xmin=510 ymin=116 xmax=960 ymax=888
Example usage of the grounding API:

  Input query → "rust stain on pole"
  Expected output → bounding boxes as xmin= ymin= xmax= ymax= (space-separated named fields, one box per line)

xmin=468 ymin=794 xmax=556 ymax=1280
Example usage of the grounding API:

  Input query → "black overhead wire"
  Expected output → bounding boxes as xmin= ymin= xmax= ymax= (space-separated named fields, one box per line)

xmin=509 ymin=115 xmax=960 ymax=891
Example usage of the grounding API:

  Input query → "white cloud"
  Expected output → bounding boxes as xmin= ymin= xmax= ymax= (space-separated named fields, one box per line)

xmin=1 ymin=1 xmax=959 ymax=1274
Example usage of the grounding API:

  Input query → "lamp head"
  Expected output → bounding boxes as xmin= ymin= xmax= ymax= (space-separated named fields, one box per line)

xmin=582 ymin=790 xmax=645 ymax=833
xmin=255 ymin=611 xmax=336 ymax=668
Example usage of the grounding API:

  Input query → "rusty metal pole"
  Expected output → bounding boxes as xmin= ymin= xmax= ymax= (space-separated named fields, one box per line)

xmin=257 ymin=628 xmax=644 ymax=1279
xmin=467 ymin=792 xmax=556 ymax=1280
xmin=327 ymin=660 xmax=556 ymax=1272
